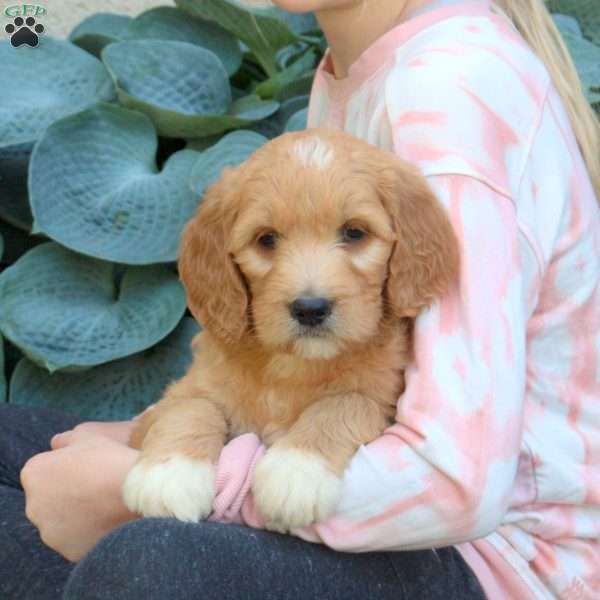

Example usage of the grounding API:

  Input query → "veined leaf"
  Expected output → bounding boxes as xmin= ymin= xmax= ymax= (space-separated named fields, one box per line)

xmin=189 ymin=130 xmax=267 ymax=195
xmin=124 ymin=6 xmax=242 ymax=76
xmin=0 ymin=242 xmax=186 ymax=372
xmin=102 ymin=40 xmax=278 ymax=138
xmin=9 ymin=318 xmax=200 ymax=420
xmin=69 ymin=13 xmax=133 ymax=57
xmin=175 ymin=0 xmax=300 ymax=76
xmin=0 ymin=38 xmax=114 ymax=148
xmin=30 ymin=103 xmax=202 ymax=265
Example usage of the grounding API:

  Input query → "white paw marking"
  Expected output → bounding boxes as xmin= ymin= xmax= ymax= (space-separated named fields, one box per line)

xmin=122 ymin=456 xmax=215 ymax=522
xmin=293 ymin=137 xmax=334 ymax=170
xmin=252 ymin=447 xmax=342 ymax=531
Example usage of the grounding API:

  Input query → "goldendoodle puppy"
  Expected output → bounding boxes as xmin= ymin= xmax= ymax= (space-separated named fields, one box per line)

xmin=124 ymin=129 xmax=459 ymax=532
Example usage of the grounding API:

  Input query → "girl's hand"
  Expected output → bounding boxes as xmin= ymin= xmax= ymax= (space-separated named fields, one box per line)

xmin=69 ymin=404 xmax=156 ymax=445
xmin=20 ymin=429 xmax=140 ymax=562
xmin=69 ymin=419 xmax=137 ymax=445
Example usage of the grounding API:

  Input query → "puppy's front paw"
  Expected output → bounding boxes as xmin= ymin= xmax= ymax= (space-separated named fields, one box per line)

xmin=122 ymin=456 xmax=215 ymax=522
xmin=252 ymin=448 xmax=342 ymax=532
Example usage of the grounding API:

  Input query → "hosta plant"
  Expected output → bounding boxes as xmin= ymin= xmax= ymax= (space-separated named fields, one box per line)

xmin=0 ymin=0 xmax=320 ymax=419
xmin=0 ymin=0 xmax=598 ymax=419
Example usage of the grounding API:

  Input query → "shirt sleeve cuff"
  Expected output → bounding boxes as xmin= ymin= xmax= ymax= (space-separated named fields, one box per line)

xmin=209 ymin=433 xmax=267 ymax=528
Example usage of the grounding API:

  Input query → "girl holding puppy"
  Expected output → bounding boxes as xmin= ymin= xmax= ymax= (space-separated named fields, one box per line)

xmin=2 ymin=0 xmax=599 ymax=598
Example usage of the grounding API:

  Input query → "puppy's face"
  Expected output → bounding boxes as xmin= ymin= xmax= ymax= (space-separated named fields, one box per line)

xmin=179 ymin=130 xmax=459 ymax=359
xmin=230 ymin=138 xmax=395 ymax=359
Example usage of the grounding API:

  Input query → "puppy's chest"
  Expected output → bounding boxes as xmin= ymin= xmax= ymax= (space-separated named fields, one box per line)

xmin=224 ymin=382 xmax=325 ymax=445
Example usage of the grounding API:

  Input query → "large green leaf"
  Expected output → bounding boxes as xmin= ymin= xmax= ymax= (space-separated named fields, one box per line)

xmin=103 ymin=39 xmax=231 ymax=115
xmin=189 ymin=130 xmax=267 ymax=195
xmin=30 ymin=103 xmax=201 ymax=265
xmin=0 ymin=243 xmax=186 ymax=372
xmin=124 ymin=6 xmax=242 ymax=76
xmin=0 ymin=38 xmax=115 ymax=149
xmin=116 ymin=91 xmax=278 ymax=138
xmin=102 ymin=40 xmax=278 ymax=138
xmin=175 ymin=0 xmax=300 ymax=76
xmin=9 ymin=317 xmax=200 ymax=420
xmin=69 ymin=13 xmax=133 ymax=57
xmin=547 ymin=0 xmax=600 ymax=45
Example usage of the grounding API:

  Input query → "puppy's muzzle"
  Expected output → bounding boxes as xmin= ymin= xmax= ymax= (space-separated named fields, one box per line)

xmin=289 ymin=296 xmax=333 ymax=327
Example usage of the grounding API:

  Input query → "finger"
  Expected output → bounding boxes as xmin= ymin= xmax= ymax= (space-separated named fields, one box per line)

xmin=24 ymin=494 xmax=37 ymax=526
xmin=74 ymin=421 xmax=136 ymax=445
xmin=50 ymin=430 xmax=76 ymax=449
xmin=50 ymin=428 xmax=102 ymax=449
xmin=20 ymin=451 xmax=51 ymax=489
xmin=50 ymin=427 xmax=127 ymax=450
xmin=74 ymin=421 xmax=118 ymax=434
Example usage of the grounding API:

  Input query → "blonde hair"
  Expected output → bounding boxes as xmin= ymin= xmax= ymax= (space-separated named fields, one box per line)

xmin=493 ymin=0 xmax=600 ymax=199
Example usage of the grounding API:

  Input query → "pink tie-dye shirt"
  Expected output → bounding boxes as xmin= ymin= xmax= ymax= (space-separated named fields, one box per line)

xmin=210 ymin=1 xmax=600 ymax=597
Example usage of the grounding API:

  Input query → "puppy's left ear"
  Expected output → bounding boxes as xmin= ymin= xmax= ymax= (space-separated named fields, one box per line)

xmin=378 ymin=161 xmax=460 ymax=318
xmin=178 ymin=167 xmax=249 ymax=345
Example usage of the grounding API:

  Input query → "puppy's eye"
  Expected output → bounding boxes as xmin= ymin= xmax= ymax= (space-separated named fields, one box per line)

xmin=257 ymin=231 xmax=278 ymax=250
xmin=341 ymin=225 xmax=367 ymax=243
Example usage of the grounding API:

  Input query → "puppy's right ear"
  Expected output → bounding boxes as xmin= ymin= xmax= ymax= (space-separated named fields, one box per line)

xmin=376 ymin=160 xmax=460 ymax=319
xmin=178 ymin=168 xmax=249 ymax=345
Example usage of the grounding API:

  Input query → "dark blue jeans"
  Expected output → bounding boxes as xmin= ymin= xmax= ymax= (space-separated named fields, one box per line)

xmin=0 ymin=405 xmax=487 ymax=600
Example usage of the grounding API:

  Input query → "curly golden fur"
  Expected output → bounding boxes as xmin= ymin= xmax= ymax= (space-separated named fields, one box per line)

xmin=126 ymin=129 xmax=459 ymax=529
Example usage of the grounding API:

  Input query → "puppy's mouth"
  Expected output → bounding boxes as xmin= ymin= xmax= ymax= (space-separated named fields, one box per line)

xmin=296 ymin=324 xmax=333 ymax=338
xmin=291 ymin=324 xmax=340 ymax=360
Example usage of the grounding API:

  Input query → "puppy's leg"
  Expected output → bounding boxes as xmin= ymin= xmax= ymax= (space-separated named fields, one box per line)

xmin=123 ymin=379 xmax=227 ymax=523
xmin=253 ymin=395 xmax=390 ymax=531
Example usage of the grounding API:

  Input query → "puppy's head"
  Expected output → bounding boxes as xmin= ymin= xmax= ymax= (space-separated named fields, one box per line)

xmin=179 ymin=130 xmax=459 ymax=359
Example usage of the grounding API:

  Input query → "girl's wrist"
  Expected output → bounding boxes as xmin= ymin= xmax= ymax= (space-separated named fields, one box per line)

xmin=102 ymin=445 xmax=141 ymax=522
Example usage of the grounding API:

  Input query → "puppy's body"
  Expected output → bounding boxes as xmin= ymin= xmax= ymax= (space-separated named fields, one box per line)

xmin=124 ymin=130 xmax=459 ymax=530
xmin=131 ymin=319 xmax=409 ymax=455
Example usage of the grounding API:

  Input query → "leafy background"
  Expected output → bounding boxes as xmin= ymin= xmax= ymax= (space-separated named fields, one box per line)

xmin=0 ymin=0 xmax=598 ymax=419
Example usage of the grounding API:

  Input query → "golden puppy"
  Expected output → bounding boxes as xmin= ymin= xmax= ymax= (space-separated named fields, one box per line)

xmin=123 ymin=129 xmax=459 ymax=531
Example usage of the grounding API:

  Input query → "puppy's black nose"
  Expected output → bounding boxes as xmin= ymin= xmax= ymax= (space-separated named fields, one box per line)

xmin=289 ymin=297 xmax=332 ymax=327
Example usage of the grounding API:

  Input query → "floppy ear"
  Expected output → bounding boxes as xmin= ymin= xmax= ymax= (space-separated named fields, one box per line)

xmin=377 ymin=161 xmax=460 ymax=318
xmin=178 ymin=168 xmax=249 ymax=345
